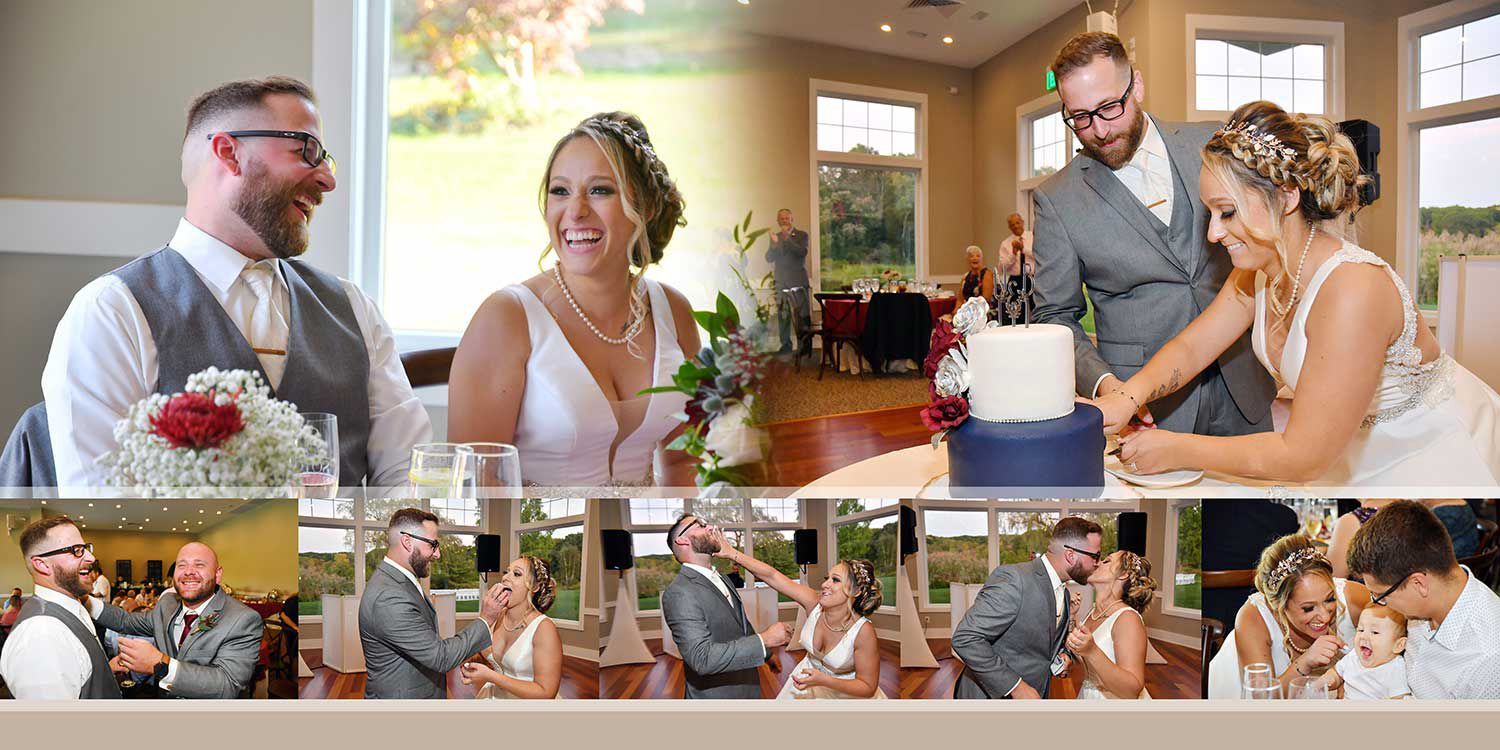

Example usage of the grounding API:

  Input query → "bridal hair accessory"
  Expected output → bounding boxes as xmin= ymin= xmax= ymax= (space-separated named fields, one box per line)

xmin=1266 ymin=547 xmax=1327 ymax=590
xmin=1215 ymin=120 xmax=1298 ymax=163
xmin=551 ymin=263 xmax=647 ymax=345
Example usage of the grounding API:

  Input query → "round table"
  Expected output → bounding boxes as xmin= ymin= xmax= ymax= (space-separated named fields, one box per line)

xmin=822 ymin=294 xmax=958 ymax=374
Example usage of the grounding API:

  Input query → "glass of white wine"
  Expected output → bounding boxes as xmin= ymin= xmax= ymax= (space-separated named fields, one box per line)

xmin=408 ymin=443 xmax=474 ymax=498
xmin=1242 ymin=662 xmax=1282 ymax=700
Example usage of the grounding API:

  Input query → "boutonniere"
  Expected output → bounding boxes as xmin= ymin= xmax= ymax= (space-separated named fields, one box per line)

xmin=193 ymin=612 xmax=221 ymax=636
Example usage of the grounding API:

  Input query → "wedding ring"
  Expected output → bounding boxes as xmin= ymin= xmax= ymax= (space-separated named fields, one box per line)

xmin=1129 ymin=462 xmax=1139 ymax=472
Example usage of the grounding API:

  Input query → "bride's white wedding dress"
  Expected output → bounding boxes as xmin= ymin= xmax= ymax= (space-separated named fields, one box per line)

xmin=1252 ymin=242 xmax=1500 ymax=486
xmin=1077 ymin=607 xmax=1150 ymax=699
xmin=776 ymin=604 xmax=886 ymax=699
xmin=475 ymin=614 xmax=556 ymax=700
xmin=503 ymin=278 xmax=687 ymax=486
xmin=1206 ymin=578 xmax=1357 ymax=699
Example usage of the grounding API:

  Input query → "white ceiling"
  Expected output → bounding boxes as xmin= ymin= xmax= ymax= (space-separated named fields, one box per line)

xmin=0 ymin=499 xmax=258 ymax=536
xmin=729 ymin=0 xmax=1083 ymax=69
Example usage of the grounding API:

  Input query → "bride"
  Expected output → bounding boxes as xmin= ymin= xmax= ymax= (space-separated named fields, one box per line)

xmin=1207 ymin=534 xmax=1366 ymax=699
xmin=448 ymin=112 xmax=700 ymax=487
xmin=1094 ymin=100 xmax=1500 ymax=487
xmin=1068 ymin=550 xmax=1156 ymax=699
xmin=460 ymin=555 xmax=563 ymax=699
xmin=707 ymin=528 xmax=884 ymax=699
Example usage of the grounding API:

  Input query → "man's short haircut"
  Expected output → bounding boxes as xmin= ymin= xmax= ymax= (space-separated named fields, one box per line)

xmin=1052 ymin=32 xmax=1130 ymax=82
xmin=388 ymin=508 xmax=439 ymax=535
xmin=184 ymin=75 xmax=317 ymax=143
xmin=666 ymin=514 xmax=698 ymax=554
xmin=1051 ymin=516 xmax=1104 ymax=547
xmin=19 ymin=515 xmax=79 ymax=558
xmin=1347 ymin=500 xmax=1460 ymax=582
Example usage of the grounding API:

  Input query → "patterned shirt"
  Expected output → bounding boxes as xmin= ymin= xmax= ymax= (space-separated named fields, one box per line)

xmin=1405 ymin=566 xmax=1500 ymax=699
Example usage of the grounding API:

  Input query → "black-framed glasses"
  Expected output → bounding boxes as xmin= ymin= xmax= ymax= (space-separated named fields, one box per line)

xmin=210 ymin=130 xmax=336 ymax=174
xmin=1061 ymin=68 xmax=1136 ymax=131
xmin=673 ymin=518 xmax=707 ymax=543
xmin=1064 ymin=544 xmax=1103 ymax=562
xmin=34 ymin=543 xmax=93 ymax=559
xmin=1369 ymin=572 xmax=1415 ymax=606
xmin=400 ymin=530 xmax=440 ymax=550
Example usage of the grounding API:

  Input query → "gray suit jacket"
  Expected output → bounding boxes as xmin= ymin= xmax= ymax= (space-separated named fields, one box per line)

xmin=95 ymin=589 xmax=263 ymax=699
xmin=1031 ymin=116 xmax=1275 ymax=434
xmin=358 ymin=562 xmax=491 ymax=699
xmin=951 ymin=558 xmax=1070 ymax=699
xmin=660 ymin=566 xmax=764 ymax=699
xmin=766 ymin=228 xmax=811 ymax=291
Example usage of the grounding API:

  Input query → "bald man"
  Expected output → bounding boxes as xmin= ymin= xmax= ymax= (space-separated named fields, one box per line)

xmin=89 ymin=541 xmax=264 ymax=698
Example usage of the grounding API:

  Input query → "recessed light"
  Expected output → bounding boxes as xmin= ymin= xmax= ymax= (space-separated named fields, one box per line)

xmin=145 ymin=518 xmax=151 ymax=522
xmin=880 ymin=23 xmax=892 ymax=32
xmin=162 ymin=507 xmax=168 ymax=512
xmin=117 ymin=525 xmax=122 ymax=529
xmin=198 ymin=521 xmax=204 ymax=525
xmin=115 ymin=504 xmax=122 ymax=509
xmin=737 ymin=0 xmax=749 ymax=4
xmin=40 ymin=500 xmax=46 ymax=505
xmin=216 ymin=511 xmax=222 ymax=515
xmin=88 ymin=503 xmax=94 ymax=507
xmin=942 ymin=36 xmax=954 ymax=44
xmin=120 ymin=517 xmax=126 ymax=521
xmin=199 ymin=509 xmax=205 ymax=514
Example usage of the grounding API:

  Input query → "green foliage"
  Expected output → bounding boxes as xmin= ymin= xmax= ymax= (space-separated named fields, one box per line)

xmin=1177 ymin=504 xmax=1201 ymax=574
xmin=1418 ymin=226 xmax=1500 ymax=307
xmin=818 ymin=162 xmax=917 ymax=291
xmin=1420 ymin=205 xmax=1500 ymax=236
xmin=390 ymin=90 xmax=496 ymax=136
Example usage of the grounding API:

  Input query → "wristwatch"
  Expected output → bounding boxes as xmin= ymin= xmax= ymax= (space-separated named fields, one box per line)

xmin=152 ymin=653 xmax=171 ymax=681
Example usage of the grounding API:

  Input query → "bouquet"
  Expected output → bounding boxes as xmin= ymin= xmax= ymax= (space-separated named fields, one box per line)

xmin=641 ymin=292 xmax=770 ymax=490
xmin=920 ymin=295 xmax=994 ymax=442
xmin=102 ymin=367 xmax=327 ymax=495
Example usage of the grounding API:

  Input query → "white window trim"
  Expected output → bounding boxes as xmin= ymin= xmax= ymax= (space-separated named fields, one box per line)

xmin=808 ymin=79 xmax=930 ymax=292
xmin=914 ymin=500 xmax=1139 ymax=613
xmin=829 ymin=503 xmax=901 ymax=615
xmin=1184 ymin=15 xmax=1347 ymax=124
xmin=512 ymin=502 xmax=588 ymax=630
xmin=1160 ymin=500 xmax=1201 ymax=620
xmin=1015 ymin=91 xmax=1076 ymax=226
xmin=1395 ymin=0 xmax=1500 ymax=328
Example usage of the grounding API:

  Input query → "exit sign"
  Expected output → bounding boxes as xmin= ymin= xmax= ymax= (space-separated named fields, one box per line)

xmin=1046 ymin=68 xmax=1057 ymax=91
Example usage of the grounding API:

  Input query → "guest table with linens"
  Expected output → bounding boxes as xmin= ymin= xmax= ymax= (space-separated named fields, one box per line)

xmin=822 ymin=293 xmax=957 ymax=374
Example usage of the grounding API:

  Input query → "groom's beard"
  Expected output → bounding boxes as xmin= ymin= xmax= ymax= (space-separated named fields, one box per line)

xmin=1066 ymin=560 xmax=1092 ymax=585
xmin=55 ymin=561 xmax=93 ymax=600
xmin=409 ymin=550 xmax=432 ymax=579
xmin=689 ymin=535 xmax=720 ymax=555
xmin=1078 ymin=106 xmax=1145 ymax=171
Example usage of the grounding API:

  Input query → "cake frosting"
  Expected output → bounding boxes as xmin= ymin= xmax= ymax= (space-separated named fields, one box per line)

xmin=965 ymin=323 xmax=1076 ymax=422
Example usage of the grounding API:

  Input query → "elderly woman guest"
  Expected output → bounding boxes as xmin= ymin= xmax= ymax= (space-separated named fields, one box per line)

xmin=960 ymin=245 xmax=995 ymax=304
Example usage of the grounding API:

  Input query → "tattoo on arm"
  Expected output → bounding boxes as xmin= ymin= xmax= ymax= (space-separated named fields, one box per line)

xmin=1145 ymin=368 xmax=1182 ymax=402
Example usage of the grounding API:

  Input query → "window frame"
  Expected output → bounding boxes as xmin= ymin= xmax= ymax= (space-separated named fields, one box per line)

xmin=1160 ymin=500 xmax=1202 ymax=620
xmin=1016 ymin=92 xmax=1078 ymax=230
xmin=828 ymin=500 xmax=900 ymax=615
xmin=808 ymin=79 xmax=929 ymax=293
xmin=1184 ymin=15 xmax=1346 ymax=124
xmin=512 ymin=500 xmax=588 ymax=630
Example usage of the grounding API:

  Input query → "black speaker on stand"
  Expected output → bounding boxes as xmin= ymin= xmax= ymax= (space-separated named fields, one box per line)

xmin=476 ymin=533 xmax=500 ymax=584
xmin=1117 ymin=512 xmax=1148 ymax=556
xmin=900 ymin=505 xmax=918 ymax=559
xmin=1337 ymin=119 xmax=1380 ymax=206
xmin=794 ymin=528 xmax=817 ymax=574
xmin=601 ymin=529 xmax=634 ymax=571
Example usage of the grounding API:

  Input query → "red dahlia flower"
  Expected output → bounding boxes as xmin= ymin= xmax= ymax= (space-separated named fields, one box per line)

xmin=920 ymin=395 xmax=969 ymax=431
xmin=149 ymin=391 xmax=245 ymax=450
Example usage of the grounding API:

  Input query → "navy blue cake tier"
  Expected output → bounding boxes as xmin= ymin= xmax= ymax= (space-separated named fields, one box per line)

xmin=946 ymin=403 xmax=1105 ymax=497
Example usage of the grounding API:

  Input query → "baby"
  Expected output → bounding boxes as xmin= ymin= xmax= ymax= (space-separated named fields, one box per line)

xmin=1321 ymin=603 xmax=1411 ymax=700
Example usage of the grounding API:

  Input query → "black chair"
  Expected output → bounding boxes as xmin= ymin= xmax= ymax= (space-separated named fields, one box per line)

xmin=1458 ymin=518 xmax=1499 ymax=587
xmin=400 ymin=347 xmax=457 ymax=388
xmin=1201 ymin=617 xmax=1227 ymax=699
xmin=812 ymin=293 xmax=865 ymax=381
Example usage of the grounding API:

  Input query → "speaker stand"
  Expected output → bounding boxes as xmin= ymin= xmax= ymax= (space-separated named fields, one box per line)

xmin=898 ymin=558 xmax=939 ymax=668
xmin=599 ymin=573 xmax=656 ymax=667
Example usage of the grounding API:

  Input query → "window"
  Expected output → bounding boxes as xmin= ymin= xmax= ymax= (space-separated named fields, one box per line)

xmin=832 ymin=500 xmax=898 ymax=609
xmin=297 ymin=526 xmax=354 ymax=617
xmin=622 ymin=499 xmax=805 ymax=612
xmin=922 ymin=510 xmax=988 ymax=606
xmin=811 ymin=80 xmax=927 ymax=293
xmin=515 ymin=499 xmax=586 ymax=624
xmin=1419 ymin=12 xmax=1500 ymax=107
xmin=1184 ymin=16 xmax=1344 ymax=122
xmin=631 ymin=530 xmax=674 ymax=612
xmin=1030 ymin=110 xmax=1071 ymax=178
xmin=1417 ymin=117 xmax=1500 ymax=308
xmin=1165 ymin=502 xmax=1202 ymax=615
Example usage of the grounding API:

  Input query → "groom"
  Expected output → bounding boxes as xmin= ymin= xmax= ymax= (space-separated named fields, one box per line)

xmin=660 ymin=513 xmax=793 ymax=698
xmin=0 ymin=75 xmax=430 ymax=491
xmin=88 ymin=541 xmax=264 ymax=698
xmin=359 ymin=508 xmax=505 ymax=699
xmin=1031 ymin=32 xmax=1275 ymax=435
xmin=951 ymin=516 xmax=1102 ymax=699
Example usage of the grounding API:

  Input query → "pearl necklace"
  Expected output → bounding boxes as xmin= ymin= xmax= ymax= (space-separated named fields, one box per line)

xmin=501 ymin=610 xmax=535 ymax=633
xmin=1087 ymin=600 xmax=1123 ymax=623
xmin=821 ymin=609 xmax=854 ymax=633
xmin=1269 ymin=226 xmax=1318 ymax=318
xmin=550 ymin=264 xmax=645 ymax=345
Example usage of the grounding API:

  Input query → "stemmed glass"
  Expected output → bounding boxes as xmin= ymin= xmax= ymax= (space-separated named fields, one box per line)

xmin=457 ymin=442 xmax=521 ymax=498
xmin=1288 ymin=675 xmax=1330 ymax=699
xmin=408 ymin=442 xmax=474 ymax=498
xmin=296 ymin=413 xmax=338 ymax=499
xmin=1242 ymin=662 xmax=1282 ymax=699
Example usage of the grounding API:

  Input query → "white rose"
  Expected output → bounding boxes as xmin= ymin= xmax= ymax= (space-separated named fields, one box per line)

xmin=952 ymin=295 xmax=990 ymax=337
xmin=933 ymin=350 xmax=971 ymax=397
xmin=702 ymin=401 xmax=765 ymax=467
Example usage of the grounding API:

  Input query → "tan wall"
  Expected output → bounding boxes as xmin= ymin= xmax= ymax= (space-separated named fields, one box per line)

xmin=972 ymin=0 xmax=1449 ymax=266
xmin=735 ymin=34 xmax=975 ymax=283
xmin=84 ymin=528 xmax=198 ymax=585
xmin=0 ymin=506 xmax=45 ymax=595
xmin=199 ymin=500 xmax=298 ymax=594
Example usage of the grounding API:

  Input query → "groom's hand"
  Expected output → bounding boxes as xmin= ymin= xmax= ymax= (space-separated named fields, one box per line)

xmin=478 ymin=583 xmax=506 ymax=623
xmin=759 ymin=622 xmax=793 ymax=649
xmin=1009 ymin=681 xmax=1042 ymax=700
xmin=116 ymin=637 xmax=165 ymax=674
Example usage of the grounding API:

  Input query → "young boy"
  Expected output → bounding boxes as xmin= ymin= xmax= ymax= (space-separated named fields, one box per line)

xmin=1322 ymin=603 xmax=1411 ymax=699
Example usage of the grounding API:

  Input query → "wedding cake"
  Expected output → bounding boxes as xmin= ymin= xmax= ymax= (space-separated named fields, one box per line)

xmin=946 ymin=323 xmax=1105 ymax=495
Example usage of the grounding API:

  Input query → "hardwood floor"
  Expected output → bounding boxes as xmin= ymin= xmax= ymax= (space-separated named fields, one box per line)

xmin=765 ymin=405 xmax=928 ymax=488
xmin=900 ymin=638 xmax=1200 ymax=699
xmin=600 ymin=638 xmax=901 ymax=699
xmin=297 ymin=649 xmax=599 ymax=699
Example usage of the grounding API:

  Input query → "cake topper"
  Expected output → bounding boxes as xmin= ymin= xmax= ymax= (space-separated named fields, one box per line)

xmin=998 ymin=245 xmax=1037 ymax=326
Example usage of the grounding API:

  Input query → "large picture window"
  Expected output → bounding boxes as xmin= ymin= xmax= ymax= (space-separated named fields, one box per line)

xmin=1184 ymin=16 xmax=1344 ymax=123
xmin=623 ymin=499 xmax=804 ymax=613
xmin=515 ymin=499 xmax=585 ymax=624
xmin=1164 ymin=501 xmax=1202 ymax=615
xmin=832 ymin=500 xmax=898 ymax=609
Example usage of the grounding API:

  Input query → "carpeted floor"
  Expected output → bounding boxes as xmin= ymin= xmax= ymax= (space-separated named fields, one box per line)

xmin=760 ymin=352 xmax=929 ymax=423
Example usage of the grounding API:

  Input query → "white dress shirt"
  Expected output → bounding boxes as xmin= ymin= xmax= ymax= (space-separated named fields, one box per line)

xmin=1405 ymin=566 xmax=1500 ymax=699
xmin=41 ymin=218 xmax=432 ymax=490
xmin=90 ymin=575 xmax=110 ymax=601
xmin=682 ymin=562 xmax=765 ymax=658
xmin=0 ymin=585 xmax=98 ymax=699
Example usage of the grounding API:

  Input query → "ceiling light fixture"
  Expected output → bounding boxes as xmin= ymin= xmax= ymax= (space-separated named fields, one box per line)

xmin=942 ymin=36 xmax=954 ymax=44
xmin=880 ymin=23 xmax=892 ymax=32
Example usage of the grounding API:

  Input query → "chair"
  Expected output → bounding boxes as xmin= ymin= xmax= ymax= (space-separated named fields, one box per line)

xmin=812 ymin=293 xmax=866 ymax=381
xmin=1201 ymin=569 xmax=1255 ymax=589
xmin=1458 ymin=518 xmax=1500 ymax=586
xmin=400 ymin=347 xmax=456 ymax=388
xmin=1200 ymin=617 xmax=1226 ymax=699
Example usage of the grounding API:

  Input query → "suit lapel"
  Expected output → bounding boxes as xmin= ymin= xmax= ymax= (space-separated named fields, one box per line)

xmin=683 ymin=567 xmax=741 ymax=619
xmin=160 ymin=597 xmax=184 ymax=658
xmin=175 ymin=592 xmax=226 ymax=657
xmin=1079 ymin=133 xmax=1190 ymax=278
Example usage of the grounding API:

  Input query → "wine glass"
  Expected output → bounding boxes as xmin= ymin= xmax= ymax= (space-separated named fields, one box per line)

xmin=458 ymin=442 xmax=521 ymax=498
xmin=1288 ymin=675 xmax=1329 ymax=699
xmin=408 ymin=443 xmax=474 ymax=498
xmin=1241 ymin=662 xmax=1282 ymax=700
xmin=297 ymin=413 xmax=338 ymax=499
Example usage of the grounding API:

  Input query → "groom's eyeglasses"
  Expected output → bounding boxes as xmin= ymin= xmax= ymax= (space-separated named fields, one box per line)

xmin=400 ymin=531 xmax=440 ymax=550
xmin=1064 ymin=544 xmax=1103 ymax=562
xmin=1061 ymin=68 xmax=1136 ymax=131
xmin=673 ymin=518 xmax=707 ymax=543
xmin=210 ymin=130 xmax=337 ymax=174
xmin=1369 ymin=572 xmax=1415 ymax=606
xmin=33 ymin=543 xmax=94 ymax=559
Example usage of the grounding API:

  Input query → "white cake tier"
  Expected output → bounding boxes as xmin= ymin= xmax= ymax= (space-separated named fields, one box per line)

xmin=965 ymin=323 xmax=1076 ymax=422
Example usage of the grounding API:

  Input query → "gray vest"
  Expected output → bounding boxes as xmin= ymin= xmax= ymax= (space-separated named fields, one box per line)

xmin=10 ymin=595 xmax=122 ymax=698
xmin=111 ymin=248 xmax=371 ymax=485
xmin=1154 ymin=150 xmax=1199 ymax=271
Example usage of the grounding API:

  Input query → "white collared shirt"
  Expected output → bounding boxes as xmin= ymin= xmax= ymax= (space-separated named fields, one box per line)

xmin=1111 ymin=115 xmax=1174 ymax=225
xmin=681 ymin=562 xmax=765 ymax=658
xmin=41 ymin=218 xmax=432 ymax=491
xmin=0 ymin=585 xmax=98 ymax=699
xmin=383 ymin=558 xmax=424 ymax=593
xmin=1405 ymin=566 xmax=1500 ymax=699
xmin=1040 ymin=554 xmax=1068 ymax=626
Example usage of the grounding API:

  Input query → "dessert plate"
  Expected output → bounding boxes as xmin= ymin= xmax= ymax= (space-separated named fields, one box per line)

xmin=1103 ymin=453 xmax=1204 ymax=488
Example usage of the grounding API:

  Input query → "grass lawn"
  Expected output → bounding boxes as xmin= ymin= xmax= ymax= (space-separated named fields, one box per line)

xmin=1174 ymin=578 xmax=1201 ymax=611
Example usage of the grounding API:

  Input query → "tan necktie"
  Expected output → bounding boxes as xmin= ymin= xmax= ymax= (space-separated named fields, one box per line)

xmin=1143 ymin=151 xmax=1173 ymax=225
xmin=241 ymin=260 xmax=289 ymax=389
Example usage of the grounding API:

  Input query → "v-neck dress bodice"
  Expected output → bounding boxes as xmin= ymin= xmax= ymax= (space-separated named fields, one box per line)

xmin=776 ymin=604 xmax=885 ymax=699
xmin=477 ymin=614 xmax=554 ymax=699
xmin=1077 ymin=607 xmax=1151 ymax=699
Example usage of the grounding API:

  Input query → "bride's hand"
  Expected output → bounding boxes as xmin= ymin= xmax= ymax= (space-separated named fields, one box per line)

xmin=1065 ymin=625 xmax=1096 ymax=656
xmin=1116 ymin=428 xmax=1185 ymax=475
xmin=791 ymin=669 xmax=825 ymax=691
xmin=708 ymin=526 xmax=736 ymax=559
xmin=461 ymin=660 xmax=499 ymax=686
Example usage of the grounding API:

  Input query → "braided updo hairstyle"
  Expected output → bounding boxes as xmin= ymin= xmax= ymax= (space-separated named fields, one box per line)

xmin=839 ymin=559 xmax=884 ymax=617
xmin=1114 ymin=551 xmax=1158 ymax=613
xmin=522 ymin=555 xmax=557 ymax=614
xmin=1253 ymin=534 xmax=1343 ymax=662
xmin=1202 ymin=101 xmax=1371 ymax=315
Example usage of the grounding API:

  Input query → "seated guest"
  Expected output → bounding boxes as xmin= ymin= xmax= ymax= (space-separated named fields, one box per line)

xmin=1347 ymin=500 xmax=1500 ymax=699
xmin=1331 ymin=499 xmax=1480 ymax=580
xmin=1 ymin=587 xmax=22 ymax=613
xmin=1 ymin=75 xmax=430 ymax=491
xmin=1 ymin=591 xmax=22 ymax=627
xmin=960 ymin=246 xmax=995 ymax=303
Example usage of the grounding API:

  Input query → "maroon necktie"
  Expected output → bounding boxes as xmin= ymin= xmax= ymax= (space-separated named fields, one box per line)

xmin=178 ymin=614 xmax=198 ymax=647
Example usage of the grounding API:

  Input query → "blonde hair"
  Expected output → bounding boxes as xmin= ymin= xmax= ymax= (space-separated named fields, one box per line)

xmin=1115 ymin=550 xmax=1158 ymax=613
xmin=1255 ymin=534 xmax=1343 ymax=660
xmin=521 ymin=555 xmax=557 ymax=614
xmin=839 ymin=559 xmax=884 ymax=617
xmin=1202 ymin=101 xmax=1370 ymax=322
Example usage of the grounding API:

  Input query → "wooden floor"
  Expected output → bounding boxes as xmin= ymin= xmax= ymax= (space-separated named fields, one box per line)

xmin=298 ymin=649 xmax=599 ymax=700
xmin=601 ymin=638 xmax=901 ymax=699
xmin=900 ymin=638 xmax=1200 ymax=700
xmin=765 ymin=404 xmax=927 ymax=488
